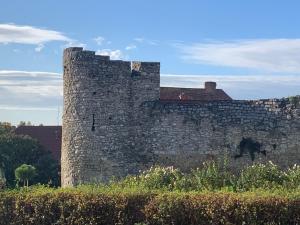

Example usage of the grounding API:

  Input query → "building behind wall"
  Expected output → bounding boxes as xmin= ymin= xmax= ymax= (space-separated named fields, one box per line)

xmin=61 ymin=47 xmax=300 ymax=187
xmin=15 ymin=126 xmax=62 ymax=162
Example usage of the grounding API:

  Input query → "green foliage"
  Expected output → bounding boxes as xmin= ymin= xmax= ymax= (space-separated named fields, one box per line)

xmin=117 ymin=160 xmax=300 ymax=193
xmin=289 ymin=95 xmax=300 ymax=107
xmin=144 ymin=192 xmax=300 ymax=225
xmin=285 ymin=164 xmax=300 ymax=188
xmin=123 ymin=166 xmax=188 ymax=191
xmin=0 ymin=178 xmax=5 ymax=190
xmin=2 ymin=160 xmax=300 ymax=224
xmin=0 ymin=123 xmax=59 ymax=187
xmin=237 ymin=161 xmax=287 ymax=190
xmin=121 ymin=159 xmax=236 ymax=192
xmin=1 ymin=160 xmax=300 ymax=224
xmin=0 ymin=122 xmax=14 ymax=136
xmin=191 ymin=159 xmax=236 ymax=191
xmin=0 ymin=186 xmax=300 ymax=225
xmin=18 ymin=121 xmax=32 ymax=127
xmin=15 ymin=164 xmax=37 ymax=187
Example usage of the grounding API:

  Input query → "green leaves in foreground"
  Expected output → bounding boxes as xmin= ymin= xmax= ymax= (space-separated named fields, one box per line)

xmin=1 ymin=186 xmax=300 ymax=225
xmin=120 ymin=161 xmax=300 ymax=192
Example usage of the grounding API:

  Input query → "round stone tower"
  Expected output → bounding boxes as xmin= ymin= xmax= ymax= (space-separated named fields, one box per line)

xmin=61 ymin=47 xmax=133 ymax=186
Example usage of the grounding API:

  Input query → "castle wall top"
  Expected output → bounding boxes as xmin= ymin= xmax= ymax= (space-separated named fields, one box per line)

xmin=64 ymin=47 xmax=160 ymax=77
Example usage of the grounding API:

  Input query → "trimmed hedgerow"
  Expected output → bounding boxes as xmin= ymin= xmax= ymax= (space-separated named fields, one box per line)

xmin=2 ymin=161 xmax=300 ymax=224
xmin=1 ymin=187 xmax=300 ymax=225
xmin=0 ymin=188 xmax=151 ymax=225
xmin=144 ymin=193 xmax=300 ymax=225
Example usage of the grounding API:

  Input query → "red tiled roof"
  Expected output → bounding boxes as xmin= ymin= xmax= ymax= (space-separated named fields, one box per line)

xmin=160 ymin=82 xmax=232 ymax=101
xmin=15 ymin=126 xmax=62 ymax=162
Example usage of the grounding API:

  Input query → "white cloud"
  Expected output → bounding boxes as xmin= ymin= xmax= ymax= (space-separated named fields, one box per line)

xmin=134 ymin=38 xmax=144 ymax=43
xmin=0 ymin=24 xmax=71 ymax=45
xmin=134 ymin=37 xmax=158 ymax=45
xmin=34 ymin=43 xmax=44 ymax=52
xmin=13 ymin=49 xmax=20 ymax=53
xmin=0 ymin=70 xmax=62 ymax=109
xmin=94 ymin=36 xmax=105 ymax=45
xmin=125 ymin=44 xmax=137 ymax=50
xmin=0 ymin=106 xmax=58 ymax=111
xmin=96 ymin=49 xmax=123 ymax=60
xmin=178 ymin=39 xmax=300 ymax=73
xmin=161 ymin=74 xmax=300 ymax=100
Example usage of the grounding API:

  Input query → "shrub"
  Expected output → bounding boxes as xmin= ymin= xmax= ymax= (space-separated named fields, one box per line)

xmin=285 ymin=164 xmax=300 ymax=188
xmin=144 ymin=193 xmax=300 ymax=225
xmin=0 ymin=178 xmax=5 ymax=190
xmin=127 ymin=166 xmax=185 ymax=191
xmin=119 ymin=160 xmax=300 ymax=192
xmin=0 ymin=188 xmax=149 ymax=225
xmin=237 ymin=161 xmax=287 ymax=190
xmin=191 ymin=159 xmax=236 ymax=191
xmin=1 ymin=187 xmax=300 ymax=225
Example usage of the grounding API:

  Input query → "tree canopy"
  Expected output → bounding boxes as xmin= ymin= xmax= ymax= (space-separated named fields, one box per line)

xmin=15 ymin=164 xmax=37 ymax=187
xmin=0 ymin=122 xmax=60 ymax=187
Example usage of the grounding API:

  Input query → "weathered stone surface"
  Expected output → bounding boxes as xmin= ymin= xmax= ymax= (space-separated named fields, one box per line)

xmin=61 ymin=47 xmax=300 ymax=187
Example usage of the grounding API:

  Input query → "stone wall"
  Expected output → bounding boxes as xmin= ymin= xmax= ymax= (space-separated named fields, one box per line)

xmin=61 ymin=47 xmax=300 ymax=187
xmin=138 ymin=99 xmax=300 ymax=172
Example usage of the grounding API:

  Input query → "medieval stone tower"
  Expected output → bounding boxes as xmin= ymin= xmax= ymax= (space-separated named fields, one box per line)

xmin=61 ymin=47 xmax=160 ymax=186
xmin=62 ymin=47 xmax=300 ymax=187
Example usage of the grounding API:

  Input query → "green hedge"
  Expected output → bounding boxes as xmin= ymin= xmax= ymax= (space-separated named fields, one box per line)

xmin=1 ymin=188 xmax=300 ymax=225
xmin=145 ymin=193 xmax=300 ymax=225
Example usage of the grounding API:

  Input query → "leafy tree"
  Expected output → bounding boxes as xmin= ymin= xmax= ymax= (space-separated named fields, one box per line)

xmin=0 ymin=122 xmax=14 ymax=135
xmin=0 ymin=123 xmax=60 ymax=187
xmin=18 ymin=121 xmax=32 ymax=127
xmin=15 ymin=164 xmax=37 ymax=187
xmin=0 ymin=167 xmax=5 ymax=190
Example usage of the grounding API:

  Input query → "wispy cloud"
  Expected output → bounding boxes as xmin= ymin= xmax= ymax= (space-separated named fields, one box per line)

xmin=125 ymin=44 xmax=137 ymax=50
xmin=0 ymin=23 xmax=84 ymax=52
xmin=0 ymin=24 xmax=71 ymax=45
xmin=34 ymin=43 xmax=44 ymax=52
xmin=178 ymin=39 xmax=300 ymax=73
xmin=96 ymin=49 xmax=124 ymax=60
xmin=0 ymin=106 xmax=59 ymax=111
xmin=161 ymin=74 xmax=300 ymax=99
xmin=0 ymin=70 xmax=62 ymax=109
xmin=94 ymin=36 xmax=105 ymax=45
xmin=134 ymin=37 xmax=158 ymax=45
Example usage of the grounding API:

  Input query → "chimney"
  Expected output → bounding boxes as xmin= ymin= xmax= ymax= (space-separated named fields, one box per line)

xmin=205 ymin=81 xmax=216 ymax=92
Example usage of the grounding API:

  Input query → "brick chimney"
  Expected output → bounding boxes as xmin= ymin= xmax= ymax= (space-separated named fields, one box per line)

xmin=204 ymin=81 xmax=216 ymax=92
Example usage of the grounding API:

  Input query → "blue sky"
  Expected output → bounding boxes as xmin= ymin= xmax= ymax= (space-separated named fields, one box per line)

xmin=1 ymin=0 xmax=300 ymax=124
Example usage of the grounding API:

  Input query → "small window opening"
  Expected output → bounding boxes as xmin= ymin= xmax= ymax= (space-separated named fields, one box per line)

xmin=91 ymin=114 xmax=95 ymax=131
